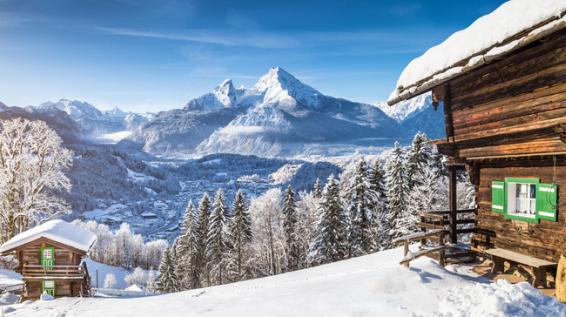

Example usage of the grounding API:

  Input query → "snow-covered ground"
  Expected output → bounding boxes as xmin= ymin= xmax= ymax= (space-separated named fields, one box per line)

xmin=5 ymin=246 xmax=565 ymax=316
xmin=0 ymin=269 xmax=22 ymax=292
xmin=84 ymin=258 xmax=132 ymax=290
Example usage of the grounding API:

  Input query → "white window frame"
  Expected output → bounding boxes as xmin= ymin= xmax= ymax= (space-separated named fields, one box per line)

xmin=506 ymin=182 xmax=537 ymax=219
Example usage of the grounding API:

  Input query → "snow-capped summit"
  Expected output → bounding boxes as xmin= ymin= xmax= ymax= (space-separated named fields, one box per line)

xmin=185 ymin=78 xmax=245 ymax=111
xmin=247 ymin=67 xmax=323 ymax=110
xmin=131 ymin=67 xmax=446 ymax=157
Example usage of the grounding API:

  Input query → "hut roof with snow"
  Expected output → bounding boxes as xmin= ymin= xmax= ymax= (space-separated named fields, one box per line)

xmin=0 ymin=220 xmax=96 ymax=254
xmin=388 ymin=0 xmax=566 ymax=105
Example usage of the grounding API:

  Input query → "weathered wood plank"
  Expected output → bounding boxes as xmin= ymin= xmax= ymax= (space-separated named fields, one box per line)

xmin=485 ymin=248 xmax=557 ymax=268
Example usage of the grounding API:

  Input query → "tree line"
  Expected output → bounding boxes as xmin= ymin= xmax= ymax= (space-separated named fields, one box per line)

xmin=156 ymin=133 xmax=475 ymax=293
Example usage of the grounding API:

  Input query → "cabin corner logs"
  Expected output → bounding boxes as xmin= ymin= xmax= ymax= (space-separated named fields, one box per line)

xmin=431 ymin=29 xmax=566 ymax=263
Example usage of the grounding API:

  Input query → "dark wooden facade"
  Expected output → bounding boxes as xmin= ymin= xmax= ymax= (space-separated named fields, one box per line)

xmin=2 ymin=237 xmax=91 ymax=299
xmin=431 ymin=29 xmax=566 ymax=262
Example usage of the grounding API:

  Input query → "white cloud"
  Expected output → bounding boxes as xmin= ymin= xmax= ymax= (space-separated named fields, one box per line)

xmin=94 ymin=26 xmax=297 ymax=49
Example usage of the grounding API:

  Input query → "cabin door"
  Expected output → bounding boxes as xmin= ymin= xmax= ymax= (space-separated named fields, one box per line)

xmin=43 ymin=280 xmax=55 ymax=296
xmin=40 ymin=246 xmax=55 ymax=270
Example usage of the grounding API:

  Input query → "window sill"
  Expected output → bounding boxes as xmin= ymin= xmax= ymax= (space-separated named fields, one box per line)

xmin=507 ymin=212 xmax=536 ymax=219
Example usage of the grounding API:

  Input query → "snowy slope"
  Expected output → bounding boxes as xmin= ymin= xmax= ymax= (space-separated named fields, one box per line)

xmin=5 ymin=247 xmax=565 ymax=316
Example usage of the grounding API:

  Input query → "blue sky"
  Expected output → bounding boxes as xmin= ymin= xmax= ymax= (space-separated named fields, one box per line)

xmin=0 ymin=0 xmax=506 ymax=112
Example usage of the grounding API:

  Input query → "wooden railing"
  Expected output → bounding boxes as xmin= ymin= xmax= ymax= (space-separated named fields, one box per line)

xmin=419 ymin=208 xmax=476 ymax=241
xmin=22 ymin=264 xmax=86 ymax=278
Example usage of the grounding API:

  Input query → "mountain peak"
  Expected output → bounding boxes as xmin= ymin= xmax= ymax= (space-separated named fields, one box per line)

xmin=251 ymin=67 xmax=322 ymax=109
xmin=219 ymin=78 xmax=234 ymax=88
xmin=254 ymin=67 xmax=299 ymax=90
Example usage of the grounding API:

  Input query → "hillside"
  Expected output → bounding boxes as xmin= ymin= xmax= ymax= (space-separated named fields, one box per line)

xmin=5 ymin=247 xmax=563 ymax=316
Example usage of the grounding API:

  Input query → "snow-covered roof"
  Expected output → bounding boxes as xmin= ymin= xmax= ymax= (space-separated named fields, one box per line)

xmin=0 ymin=220 xmax=97 ymax=253
xmin=388 ymin=0 xmax=566 ymax=105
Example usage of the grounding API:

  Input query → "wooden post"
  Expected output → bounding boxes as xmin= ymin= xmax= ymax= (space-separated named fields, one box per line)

xmin=449 ymin=165 xmax=457 ymax=244
xmin=439 ymin=231 xmax=445 ymax=267
xmin=403 ymin=241 xmax=409 ymax=268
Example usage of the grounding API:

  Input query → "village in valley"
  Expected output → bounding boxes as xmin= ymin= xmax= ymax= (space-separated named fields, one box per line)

xmin=0 ymin=0 xmax=566 ymax=316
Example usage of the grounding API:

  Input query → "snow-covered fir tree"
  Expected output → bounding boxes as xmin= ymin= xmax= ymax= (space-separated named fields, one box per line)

xmin=406 ymin=132 xmax=434 ymax=189
xmin=156 ymin=247 xmax=179 ymax=293
xmin=207 ymin=189 xmax=230 ymax=285
xmin=343 ymin=160 xmax=378 ymax=257
xmin=282 ymin=185 xmax=300 ymax=271
xmin=308 ymin=175 xmax=349 ymax=266
xmin=175 ymin=200 xmax=200 ymax=289
xmin=226 ymin=190 xmax=253 ymax=281
xmin=367 ymin=160 xmax=390 ymax=249
xmin=196 ymin=193 xmax=212 ymax=287
xmin=385 ymin=142 xmax=409 ymax=241
xmin=313 ymin=178 xmax=322 ymax=198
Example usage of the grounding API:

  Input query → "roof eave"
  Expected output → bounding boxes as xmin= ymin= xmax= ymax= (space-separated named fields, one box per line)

xmin=387 ymin=11 xmax=566 ymax=106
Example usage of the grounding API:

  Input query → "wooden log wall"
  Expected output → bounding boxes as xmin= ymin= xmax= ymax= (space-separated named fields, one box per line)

xmin=20 ymin=242 xmax=82 ymax=267
xmin=443 ymin=29 xmax=566 ymax=160
xmin=26 ymin=280 xmax=76 ymax=298
xmin=432 ymin=29 xmax=566 ymax=261
xmin=475 ymin=158 xmax=566 ymax=262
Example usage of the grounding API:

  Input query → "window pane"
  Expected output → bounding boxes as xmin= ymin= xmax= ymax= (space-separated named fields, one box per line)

xmin=530 ymin=184 xmax=536 ymax=199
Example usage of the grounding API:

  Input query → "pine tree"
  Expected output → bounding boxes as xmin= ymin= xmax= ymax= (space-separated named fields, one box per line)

xmin=226 ymin=190 xmax=253 ymax=281
xmin=406 ymin=132 xmax=434 ymax=189
xmin=195 ymin=193 xmax=212 ymax=287
xmin=346 ymin=160 xmax=378 ymax=257
xmin=156 ymin=248 xmax=179 ymax=293
xmin=282 ymin=185 xmax=300 ymax=271
xmin=207 ymin=189 xmax=230 ymax=285
xmin=368 ymin=160 xmax=391 ymax=250
xmin=175 ymin=200 xmax=199 ymax=289
xmin=385 ymin=141 xmax=409 ymax=241
xmin=313 ymin=178 xmax=322 ymax=198
xmin=308 ymin=175 xmax=349 ymax=265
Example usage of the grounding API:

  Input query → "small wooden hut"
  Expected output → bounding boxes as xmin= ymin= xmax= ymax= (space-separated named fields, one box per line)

xmin=388 ymin=1 xmax=566 ymax=286
xmin=0 ymin=220 xmax=97 ymax=300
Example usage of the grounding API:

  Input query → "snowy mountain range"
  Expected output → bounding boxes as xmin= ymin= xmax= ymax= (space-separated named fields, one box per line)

xmin=129 ymin=67 xmax=444 ymax=157
xmin=37 ymin=99 xmax=154 ymax=138
xmin=12 ymin=67 xmax=444 ymax=158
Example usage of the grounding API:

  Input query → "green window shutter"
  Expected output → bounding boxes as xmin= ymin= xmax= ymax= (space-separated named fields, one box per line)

xmin=492 ymin=181 xmax=505 ymax=213
xmin=537 ymin=183 xmax=558 ymax=221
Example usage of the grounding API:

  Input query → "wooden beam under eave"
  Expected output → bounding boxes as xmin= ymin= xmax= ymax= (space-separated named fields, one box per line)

xmin=432 ymin=84 xmax=455 ymax=142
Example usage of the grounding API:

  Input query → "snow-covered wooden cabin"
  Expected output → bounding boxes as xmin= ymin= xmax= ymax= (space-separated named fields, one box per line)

xmin=388 ymin=0 xmax=566 ymax=285
xmin=0 ymin=220 xmax=96 ymax=300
